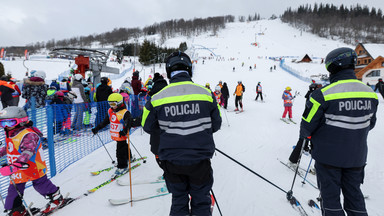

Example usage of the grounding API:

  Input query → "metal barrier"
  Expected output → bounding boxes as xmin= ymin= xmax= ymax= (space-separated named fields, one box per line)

xmin=0 ymin=94 xmax=145 ymax=198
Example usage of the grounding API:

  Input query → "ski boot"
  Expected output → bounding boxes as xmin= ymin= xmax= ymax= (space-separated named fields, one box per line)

xmin=41 ymin=188 xmax=65 ymax=214
xmin=5 ymin=205 xmax=27 ymax=216
xmin=287 ymin=161 xmax=298 ymax=169
xmin=112 ymin=167 xmax=129 ymax=179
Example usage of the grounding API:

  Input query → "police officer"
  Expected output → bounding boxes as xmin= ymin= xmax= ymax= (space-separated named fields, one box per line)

xmin=300 ymin=47 xmax=378 ymax=216
xmin=142 ymin=51 xmax=222 ymax=216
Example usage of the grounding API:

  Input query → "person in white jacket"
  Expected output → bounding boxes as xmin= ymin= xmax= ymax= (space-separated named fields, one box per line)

xmin=71 ymin=74 xmax=88 ymax=130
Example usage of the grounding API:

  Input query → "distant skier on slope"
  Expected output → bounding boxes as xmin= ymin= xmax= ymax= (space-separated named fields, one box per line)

xmin=374 ymin=78 xmax=384 ymax=99
xmin=255 ymin=82 xmax=263 ymax=102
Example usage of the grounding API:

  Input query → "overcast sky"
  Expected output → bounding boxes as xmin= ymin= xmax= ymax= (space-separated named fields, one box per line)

xmin=1 ymin=0 xmax=384 ymax=47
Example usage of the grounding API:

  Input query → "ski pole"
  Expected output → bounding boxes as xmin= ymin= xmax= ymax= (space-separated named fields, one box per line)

xmin=221 ymin=108 xmax=230 ymax=127
xmin=9 ymin=176 xmax=33 ymax=216
xmin=211 ymin=189 xmax=223 ymax=216
xmin=129 ymin=140 xmax=146 ymax=163
xmin=95 ymin=133 xmax=116 ymax=164
xmin=215 ymin=148 xmax=287 ymax=194
xmin=301 ymin=157 xmax=313 ymax=186
xmin=127 ymin=138 xmax=133 ymax=207
xmin=0 ymin=191 xmax=4 ymax=206
xmin=287 ymin=138 xmax=308 ymax=200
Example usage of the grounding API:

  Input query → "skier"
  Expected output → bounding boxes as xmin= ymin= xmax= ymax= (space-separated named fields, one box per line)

xmin=255 ymin=82 xmax=263 ymax=101
xmin=304 ymin=80 xmax=320 ymax=102
xmin=91 ymin=93 xmax=141 ymax=178
xmin=217 ymin=80 xmax=223 ymax=88
xmin=142 ymin=51 xmax=221 ymax=216
xmin=300 ymin=47 xmax=378 ymax=216
xmin=205 ymin=83 xmax=212 ymax=92
xmin=59 ymin=77 xmax=71 ymax=95
xmin=94 ymin=77 xmax=113 ymax=127
xmin=221 ymin=82 xmax=230 ymax=109
xmin=233 ymin=81 xmax=245 ymax=112
xmin=374 ymin=78 xmax=384 ymax=99
xmin=9 ymin=78 xmax=21 ymax=106
xmin=213 ymin=85 xmax=224 ymax=107
xmin=71 ymin=74 xmax=88 ymax=131
xmin=281 ymin=87 xmax=294 ymax=122
xmin=22 ymin=70 xmax=48 ymax=109
xmin=0 ymin=78 xmax=15 ymax=108
xmin=0 ymin=106 xmax=68 ymax=215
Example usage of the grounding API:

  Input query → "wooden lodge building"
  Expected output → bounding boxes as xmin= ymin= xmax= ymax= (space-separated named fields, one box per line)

xmin=354 ymin=43 xmax=384 ymax=85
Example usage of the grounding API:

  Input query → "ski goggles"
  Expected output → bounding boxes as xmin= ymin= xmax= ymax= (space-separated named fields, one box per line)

xmin=108 ymin=101 xmax=119 ymax=107
xmin=0 ymin=117 xmax=28 ymax=128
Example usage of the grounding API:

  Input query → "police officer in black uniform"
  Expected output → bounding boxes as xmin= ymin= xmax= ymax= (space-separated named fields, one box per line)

xmin=142 ymin=51 xmax=222 ymax=216
xmin=300 ymin=47 xmax=378 ymax=216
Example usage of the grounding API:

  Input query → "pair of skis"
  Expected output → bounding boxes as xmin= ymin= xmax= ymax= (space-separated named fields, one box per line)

xmin=280 ymin=118 xmax=297 ymax=124
xmin=90 ymin=157 xmax=147 ymax=176
xmin=279 ymin=159 xmax=318 ymax=189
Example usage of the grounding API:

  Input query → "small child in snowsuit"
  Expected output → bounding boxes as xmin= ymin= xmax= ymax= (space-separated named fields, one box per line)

xmin=281 ymin=87 xmax=294 ymax=120
xmin=92 ymin=93 xmax=141 ymax=178
xmin=0 ymin=106 xmax=67 ymax=215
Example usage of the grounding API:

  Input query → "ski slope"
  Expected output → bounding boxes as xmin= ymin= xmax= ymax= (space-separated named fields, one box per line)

xmin=1 ymin=19 xmax=384 ymax=216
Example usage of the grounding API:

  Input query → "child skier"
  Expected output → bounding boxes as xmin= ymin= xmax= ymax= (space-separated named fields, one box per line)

xmin=213 ymin=85 xmax=224 ymax=107
xmin=0 ymin=106 xmax=68 ymax=215
xmin=91 ymin=93 xmax=141 ymax=178
xmin=281 ymin=86 xmax=295 ymax=122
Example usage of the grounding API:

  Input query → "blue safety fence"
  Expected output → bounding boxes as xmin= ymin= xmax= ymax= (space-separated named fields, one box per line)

xmin=0 ymin=94 xmax=146 ymax=198
xmin=279 ymin=59 xmax=312 ymax=83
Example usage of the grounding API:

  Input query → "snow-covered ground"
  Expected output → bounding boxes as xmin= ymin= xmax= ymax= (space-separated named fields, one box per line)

xmin=1 ymin=19 xmax=383 ymax=216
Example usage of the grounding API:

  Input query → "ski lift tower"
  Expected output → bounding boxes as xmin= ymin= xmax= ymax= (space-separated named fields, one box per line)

xmin=50 ymin=47 xmax=123 ymax=85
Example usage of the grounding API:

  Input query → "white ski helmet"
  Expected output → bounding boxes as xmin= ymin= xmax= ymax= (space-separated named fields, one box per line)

xmin=74 ymin=74 xmax=83 ymax=81
xmin=215 ymin=85 xmax=221 ymax=92
xmin=0 ymin=106 xmax=28 ymax=128
xmin=33 ymin=70 xmax=46 ymax=80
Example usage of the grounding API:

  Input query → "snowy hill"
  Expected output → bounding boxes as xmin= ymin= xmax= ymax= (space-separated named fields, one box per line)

xmin=1 ymin=19 xmax=383 ymax=216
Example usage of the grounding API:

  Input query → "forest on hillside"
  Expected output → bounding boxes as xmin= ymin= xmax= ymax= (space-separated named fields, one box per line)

xmin=4 ymin=15 xmax=242 ymax=56
xmin=281 ymin=3 xmax=384 ymax=44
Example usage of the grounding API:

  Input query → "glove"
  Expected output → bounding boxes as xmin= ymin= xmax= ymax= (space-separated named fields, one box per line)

xmin=91 ymin=128 xmax=98 ymax=135
xmin=0 ymin=163 xmax=24 ymax=176
xmin=119 ymin=130 xmax=127 ymax=137
xmin=233 ymin=93 xmax=235 ymax=96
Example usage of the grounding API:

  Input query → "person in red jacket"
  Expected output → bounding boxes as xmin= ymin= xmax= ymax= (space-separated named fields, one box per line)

xmin=9 ymin=78 xmax=21 ymax=106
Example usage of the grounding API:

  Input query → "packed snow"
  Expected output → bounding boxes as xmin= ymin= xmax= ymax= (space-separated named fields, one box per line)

xmin=1 ymin=19 xmax=383 ymax=216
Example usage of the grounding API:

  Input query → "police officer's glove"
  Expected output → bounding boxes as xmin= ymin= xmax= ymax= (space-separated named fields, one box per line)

xmin=91 ymin=128 xmax=98 ymax=135
xmin=303 ymin=137 xmax=311 ymax=153
xmin=119 ymin=130 xmax=127 ymax=137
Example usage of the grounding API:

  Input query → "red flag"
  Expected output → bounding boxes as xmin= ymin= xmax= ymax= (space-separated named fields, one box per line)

xmin=0 ymin=48 xmax=4 ymax=58
xmin=24 ymin=49 xmax=28 ymax=60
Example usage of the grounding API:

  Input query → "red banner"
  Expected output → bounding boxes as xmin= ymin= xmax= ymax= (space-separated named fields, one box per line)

xmin=24 ymin=49 xmax=28 ymax=60
xmin=0 ymin=48 xmax=4 ymax=58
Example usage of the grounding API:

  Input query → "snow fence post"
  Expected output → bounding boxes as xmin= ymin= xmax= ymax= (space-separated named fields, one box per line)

xmin=30 ymin=97 xmax=36 ymax=127
xmin=46 ymin=104 xmax=57 ymax=177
